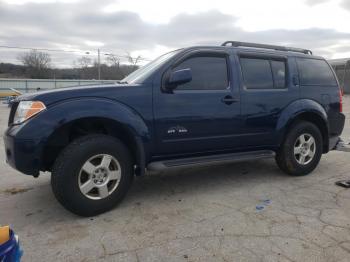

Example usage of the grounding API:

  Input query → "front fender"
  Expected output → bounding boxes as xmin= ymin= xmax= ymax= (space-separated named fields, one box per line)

xmin=9 ymin=98 xmax=151 ymax=174
xmin=276 ymin=99 xmax=328 ymax=142
xmin=15 ymin=98 xmax=150 ymax=140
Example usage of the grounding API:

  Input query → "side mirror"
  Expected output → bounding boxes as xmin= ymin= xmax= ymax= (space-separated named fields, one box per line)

xmin=167 ymin=68 xmax=192 ymax=88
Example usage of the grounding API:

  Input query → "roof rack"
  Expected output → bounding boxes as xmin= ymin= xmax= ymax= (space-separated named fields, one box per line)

xmin=221 ymin=41 xmax=313 ymax=55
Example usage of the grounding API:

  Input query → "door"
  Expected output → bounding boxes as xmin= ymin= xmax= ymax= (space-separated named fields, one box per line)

xmin=237 ymin=53 xmax=299 ymax=147
xmin=153 ymin=50 xmax=242 ymax=156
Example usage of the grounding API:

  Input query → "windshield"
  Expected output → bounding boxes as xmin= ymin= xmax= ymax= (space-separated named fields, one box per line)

xmin=122 ymin=49 xmax=182 ymax=84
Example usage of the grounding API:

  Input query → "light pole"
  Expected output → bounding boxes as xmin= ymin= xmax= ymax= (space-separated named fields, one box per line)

xmin=97 ymin=48 xmax=101 ymax=80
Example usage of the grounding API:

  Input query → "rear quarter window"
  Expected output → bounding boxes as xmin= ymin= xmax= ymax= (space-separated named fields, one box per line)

xmin=296 ymin=58 xmax=337 ymax=86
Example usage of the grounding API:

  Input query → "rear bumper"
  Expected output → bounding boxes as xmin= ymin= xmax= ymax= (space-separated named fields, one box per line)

xmin=329 ymin=113 xmax=345 ymax=137
xmin=329 ymin=136 xmax=341 ymax=151
xmin=3 ymin=130 xmax=41 ymax=177
xmin=328 ymin=113 xmax=346 ymax=152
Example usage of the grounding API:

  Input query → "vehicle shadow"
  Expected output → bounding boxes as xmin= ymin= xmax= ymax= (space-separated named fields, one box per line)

xmin=125 ymin=158 xmax=288 ymax=204
xmin=1 ymin=158 xmax=289 ymax=221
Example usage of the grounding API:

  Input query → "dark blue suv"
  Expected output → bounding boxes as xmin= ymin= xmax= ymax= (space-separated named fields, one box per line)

xmin=4 ymin=41 xmax=345 ymax=216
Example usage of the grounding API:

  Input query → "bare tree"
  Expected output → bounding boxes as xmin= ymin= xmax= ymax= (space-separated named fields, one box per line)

xmin=76 ymin=56 xmax=92 ymax=69
xmin=17 ymin=49 xmax=51 ymax=78
xmin=106 ymin=54 xmax=120 ymax=69
xmin=126 ymin=52 xmax=142 ymax=69
xmin=75 ymin=56 xmax=92 ymax=79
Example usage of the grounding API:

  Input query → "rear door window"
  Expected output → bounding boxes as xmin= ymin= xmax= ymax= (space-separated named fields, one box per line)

xmin=297 ymin=58 xmax=337 ymax=86
xmin=271 ymin=60 xmax=286 ymax=88
xmin=240 ymin=57 xmax=286 ymax=89
xmin=240 ymin=58 xmax=273 ymax=89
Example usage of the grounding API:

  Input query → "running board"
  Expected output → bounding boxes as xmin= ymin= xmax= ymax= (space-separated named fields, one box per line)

xmin=147 ymin=150 xmax=275 ymax=171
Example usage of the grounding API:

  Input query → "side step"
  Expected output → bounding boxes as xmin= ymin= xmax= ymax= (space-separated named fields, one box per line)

xmin=147 ymin=150 xmax=275 ymax=171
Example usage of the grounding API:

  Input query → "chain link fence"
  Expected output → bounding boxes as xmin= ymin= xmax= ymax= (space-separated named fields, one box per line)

xmin=0 ymin=78 xmax=117 ymax=96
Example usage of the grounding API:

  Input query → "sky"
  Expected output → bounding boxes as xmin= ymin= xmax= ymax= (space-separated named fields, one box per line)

xmin=0 ymin=0 xmax=350 ymax=68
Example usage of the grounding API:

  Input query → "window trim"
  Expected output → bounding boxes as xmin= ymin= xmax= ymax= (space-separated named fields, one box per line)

xmin=238 ymin=53 xmax=288 ymax=90
xmin=161 ymin=50 xmax=232 ymax=92
xmin=270 ymin=60 xmax=287 ymax=89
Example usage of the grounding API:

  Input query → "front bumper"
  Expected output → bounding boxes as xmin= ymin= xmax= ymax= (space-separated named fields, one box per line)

xmin=4 ymin=130 xmax=42 ymax=177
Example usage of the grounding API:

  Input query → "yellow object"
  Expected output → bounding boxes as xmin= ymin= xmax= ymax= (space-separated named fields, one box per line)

xmin=0 ymin=226 xmax=10 ymax=245
xmin=0 ymin=92 xmax=20 ymax=98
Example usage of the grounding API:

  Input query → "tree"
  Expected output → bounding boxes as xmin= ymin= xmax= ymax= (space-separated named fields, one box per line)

xmin=76 ymin=56 xmax=92 ymax=69
xmin=17 ymin=50 xmax=51 ymax=78
xmin=75 ymin=56 xmax=92 ymax=79
xmin=106 ymin=54 xmax=120 ymax=69
xmin=126 ymin=52 xmax=142 ymax=69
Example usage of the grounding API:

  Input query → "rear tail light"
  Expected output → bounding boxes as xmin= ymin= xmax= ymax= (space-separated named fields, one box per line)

xmin=339 ymin=89 xmax=343 ymax=113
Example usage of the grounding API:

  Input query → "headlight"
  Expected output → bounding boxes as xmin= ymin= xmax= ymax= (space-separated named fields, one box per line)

xmin=13 ymin=101 xmax=46 ymax=124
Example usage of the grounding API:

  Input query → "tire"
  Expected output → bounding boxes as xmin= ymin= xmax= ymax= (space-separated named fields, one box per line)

xmin=276 ymin=121 xmax=323 ymax=176
xmin=51 ymin=134 xmax=134 ymax=216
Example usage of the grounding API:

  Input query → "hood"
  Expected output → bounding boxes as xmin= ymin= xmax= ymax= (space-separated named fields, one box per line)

xmin=17 ymin=83 xmax=142 ymax=106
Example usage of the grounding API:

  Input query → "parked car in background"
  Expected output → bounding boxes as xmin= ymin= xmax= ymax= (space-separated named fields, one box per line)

xmin=4 ymin=41 xmax=345 ymax=216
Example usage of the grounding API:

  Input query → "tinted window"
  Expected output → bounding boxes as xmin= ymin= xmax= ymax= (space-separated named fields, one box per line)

xmin=271 ymin=60 xmax=286 ymax=88
xmin=297 ymin=58 xmax=337 ymax=86
xmin=172 ymin=56 xmax=228 ymax=90
xmin=240 ymin=58 xmax=273 ymax=89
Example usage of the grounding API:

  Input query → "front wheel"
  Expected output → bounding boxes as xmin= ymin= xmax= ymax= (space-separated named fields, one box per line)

xmin=276 ymin=121 xmax=323 ymax=176
xmin=51 ymin=134 xmax=134 ymax=216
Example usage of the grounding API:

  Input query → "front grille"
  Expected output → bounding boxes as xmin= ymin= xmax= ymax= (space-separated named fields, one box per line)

xmin=8 ymin=101 xmax=19 ymax=126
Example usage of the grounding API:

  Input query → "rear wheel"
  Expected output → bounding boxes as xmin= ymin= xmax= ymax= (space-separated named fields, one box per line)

xmin=51 ymin=134 xmax=133 ymax=216
xmin=276 ymin=121 xmax=323 ymax=176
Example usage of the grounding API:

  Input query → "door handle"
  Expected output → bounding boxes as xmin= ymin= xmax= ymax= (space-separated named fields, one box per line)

xmin=292 ymin=75 xmax=299 ymax=86
xmin=221 ymin=95 xmax=239 ymax=105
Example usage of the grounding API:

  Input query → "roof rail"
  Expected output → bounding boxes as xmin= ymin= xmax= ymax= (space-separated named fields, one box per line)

xmin=221 ymin=41 xmax=313 ymax=55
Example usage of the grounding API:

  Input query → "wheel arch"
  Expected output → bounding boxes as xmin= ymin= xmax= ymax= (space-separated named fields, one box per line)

xmin=277 ymin=99 xmax=329 ymax=153
xmin=35 ymin=98 xmax=150 ymax=175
